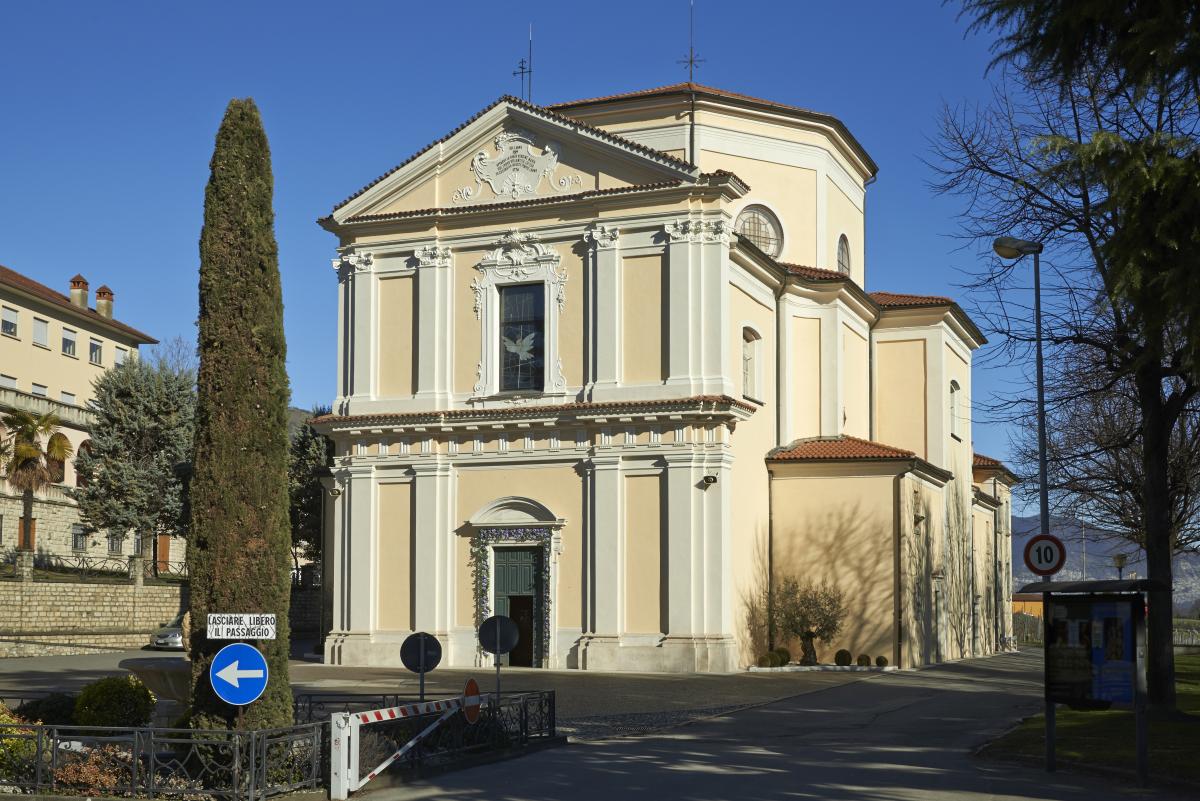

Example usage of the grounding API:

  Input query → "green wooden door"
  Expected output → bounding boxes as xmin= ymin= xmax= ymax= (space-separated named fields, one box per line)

xmin=494 ymin=547 xmax=542 ymax=667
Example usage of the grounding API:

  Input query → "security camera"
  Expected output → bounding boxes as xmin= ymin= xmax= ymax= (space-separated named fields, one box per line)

xmin=702 ymin=475 xmax=718 ymax=485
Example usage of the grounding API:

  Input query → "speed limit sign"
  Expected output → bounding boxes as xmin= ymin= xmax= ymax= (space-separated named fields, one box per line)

xmin=1024 ymin=533 xmax=1066 ymax=577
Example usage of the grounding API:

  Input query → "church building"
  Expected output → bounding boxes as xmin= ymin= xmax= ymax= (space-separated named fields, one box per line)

xmin=315 ymin=84 xmax=1015 ymax=672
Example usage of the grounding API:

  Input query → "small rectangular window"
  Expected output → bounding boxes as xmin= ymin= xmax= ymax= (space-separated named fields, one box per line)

xmin=1 ymin=307 xmax=17 ymax=337
xmin=89 ymin=338 xmax=103 ymax=365
xmin=72 ymin=526 xmax=88 ymax=552
xmin=62 ymin=328 xmax=76 ymax=357
xmin=33 ymin=318 xmax=48 ymax=347
xmin=498 ymin=284 xmax=545 ymax=392
xmin=31 ymin=383 xmax=47 ymax=397
xmin=108 ymin=534 xmax=123 ymax=555
xmin=0 ymin=374 xmax=15 ymax=389
xmin=114 ymin=347 xmax=127 ymax=366
xmin=61 ymin=391 xmax=76 ymax=405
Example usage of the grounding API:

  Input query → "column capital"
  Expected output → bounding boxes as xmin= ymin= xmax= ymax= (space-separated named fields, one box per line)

xmin=412 ymin=244 xmax=452 ymax=269
xmin=332 ymin=250 xmax=374 ymax=274
xmin=584 ymin=223 xmax=620 ymax=250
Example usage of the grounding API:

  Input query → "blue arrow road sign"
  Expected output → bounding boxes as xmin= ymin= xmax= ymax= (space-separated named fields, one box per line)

xmin=209 ymin=642 xmax=269 ymax=706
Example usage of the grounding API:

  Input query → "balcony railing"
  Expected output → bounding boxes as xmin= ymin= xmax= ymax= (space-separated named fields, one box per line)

xmin=0 ymin=386 xmax=94 ymax=429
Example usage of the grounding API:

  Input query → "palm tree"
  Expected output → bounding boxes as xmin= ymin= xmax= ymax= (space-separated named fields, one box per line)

xmin=0 ymin=410 xmax=73 ymax=551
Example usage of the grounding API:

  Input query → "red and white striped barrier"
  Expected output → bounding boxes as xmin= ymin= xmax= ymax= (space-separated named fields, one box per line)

xmin=330 ymin=691 xmax=490 ymax=799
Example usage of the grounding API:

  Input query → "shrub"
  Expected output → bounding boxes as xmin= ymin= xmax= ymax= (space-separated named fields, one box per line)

xmin=773 ymin=646 xmax=791 ymax=665
xmin=17 ymin=693 xmax=77 ymax=725
xmin=834 ymin=649 xmax=852 ymax=666
xmin=856 ymin=654 xmax=871 ymax=667
xmin=74 ymin=676 xmax=154 ymax=727
xmin=875 ymin=655 xmax=889 ymax=667
xmin=756 ymin=654 xmax=772 ymax=668
xmin=0 ymin=702 xmax=37 ymax=781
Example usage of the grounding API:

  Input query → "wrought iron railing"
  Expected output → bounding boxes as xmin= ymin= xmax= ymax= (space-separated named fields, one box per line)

xmin=30 ymin=553 xmax=131 ymax=582
xmin=293 ymin=694 xmax=405 ymax=724
xmin=0 ymin=722 xmax=322 ymax=800
xmin=144 ymin=559 xmax=190 ymax=582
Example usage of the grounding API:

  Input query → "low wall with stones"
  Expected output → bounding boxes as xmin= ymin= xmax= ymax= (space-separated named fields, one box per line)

xmin=0 ymin=579 xmax=187 ymax=658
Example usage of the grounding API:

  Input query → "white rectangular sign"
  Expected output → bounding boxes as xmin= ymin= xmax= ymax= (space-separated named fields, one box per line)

xmin=207 ymin=613 xmax=277 ymax=640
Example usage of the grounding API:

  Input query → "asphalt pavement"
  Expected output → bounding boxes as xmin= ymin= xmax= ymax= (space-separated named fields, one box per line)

xmin=370 ymin=651 xmax=1185 ymax=801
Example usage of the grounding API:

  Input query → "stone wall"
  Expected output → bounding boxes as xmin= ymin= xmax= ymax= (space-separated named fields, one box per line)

xmin=0 ymin=579 xmax=187 ymax=658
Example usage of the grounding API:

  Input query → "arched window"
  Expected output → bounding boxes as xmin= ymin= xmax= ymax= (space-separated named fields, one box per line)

xmin=47 ymin=433 xmax=70 ymax=484
xmin=742 ymin=328 xmax=762 ymax=400
xmin=74 ymin=440 xmax=93 ymax=487
xmin=837 ymin=234 xmax=851 ymax=275
xmin=735 ymin=205 xmax=783 ymax=257
xmin=949 ymin=380 xmax=961 ymax=439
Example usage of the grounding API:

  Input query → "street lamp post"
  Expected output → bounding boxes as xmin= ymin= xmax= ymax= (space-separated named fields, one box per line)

xmin=993 ymin=237 xmax=1050 ymax=554
xmin=993 ymin=235 xmax=1051 ymax=770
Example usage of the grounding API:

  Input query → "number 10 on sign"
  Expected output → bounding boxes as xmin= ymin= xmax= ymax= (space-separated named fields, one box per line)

xmin=1024 ymin=533 xmax=1066 ymax=577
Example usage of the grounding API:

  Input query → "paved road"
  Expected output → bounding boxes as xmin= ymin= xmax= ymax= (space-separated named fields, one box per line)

xmin=0 ymin=648 xmax=863 ymax=721
xmin=375 ymin=651 xmax=1183 ymax=801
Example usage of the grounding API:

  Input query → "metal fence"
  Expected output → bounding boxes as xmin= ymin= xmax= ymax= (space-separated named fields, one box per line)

xmin=0 ymin=722 xmax=323 ymax=800
xmin=348 ymin=692 xmax=555 ymax=781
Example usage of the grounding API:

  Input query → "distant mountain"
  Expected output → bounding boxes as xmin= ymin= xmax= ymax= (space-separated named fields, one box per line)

xmin=1011 ymin=515 xmax=1200 ymax=612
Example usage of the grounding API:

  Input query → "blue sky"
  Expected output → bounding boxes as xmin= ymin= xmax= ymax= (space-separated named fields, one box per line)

xmin=0 ymin=1 xmax=1020 ymax=463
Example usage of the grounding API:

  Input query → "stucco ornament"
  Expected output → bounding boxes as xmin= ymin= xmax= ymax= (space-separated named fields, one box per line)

xmin=453 ymin=129 xmax=581 ymax=204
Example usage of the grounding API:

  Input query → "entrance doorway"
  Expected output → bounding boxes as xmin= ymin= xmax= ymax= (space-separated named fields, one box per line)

xmin=493 ymin=546 xmax=543 ymax=667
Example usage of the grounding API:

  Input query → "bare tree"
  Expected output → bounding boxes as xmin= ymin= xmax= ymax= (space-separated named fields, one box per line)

xmin=930 ymin=65 xmax=1199 ymax=707
xmin=1012 ymin=354 xmax=1200 ymax=556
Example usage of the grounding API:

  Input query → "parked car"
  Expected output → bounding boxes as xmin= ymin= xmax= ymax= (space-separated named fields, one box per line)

xmin=149 ymin=611 xmax=186 ymax=650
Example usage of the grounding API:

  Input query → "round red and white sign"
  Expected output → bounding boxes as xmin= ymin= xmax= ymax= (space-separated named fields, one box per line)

xmin=1024 ymin=533 xmax=1066 ymax=577
xmin=462 ymin=678 xmax=481 ymax=725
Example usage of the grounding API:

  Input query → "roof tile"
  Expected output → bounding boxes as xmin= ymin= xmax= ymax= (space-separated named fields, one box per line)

xmin=768 ymin=435 xmax=915 ymax=461
xmin=870 ymin=290 xmax=956 ymax=308
xmin=0 ymin=264 xmax=157 ymax=344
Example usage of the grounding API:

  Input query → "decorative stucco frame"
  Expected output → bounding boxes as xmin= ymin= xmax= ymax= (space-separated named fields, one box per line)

xmin=470 ymin=230 xmax=568 ymax=399
xmin=466 ymin=496 xmax=565 ymax=668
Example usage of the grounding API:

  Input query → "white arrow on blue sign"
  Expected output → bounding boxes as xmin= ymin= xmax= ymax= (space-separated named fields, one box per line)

xmin=209 ymin=642 xmax=269 ymax=706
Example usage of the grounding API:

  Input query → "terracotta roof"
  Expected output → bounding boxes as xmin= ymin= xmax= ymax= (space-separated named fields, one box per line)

xmin=314 ymin=395 xmax=755 ymax=427
xmin=548 ymin=82 xmax=878 ymax=176
xmin=332 ymin=179 xmax=686 ymax=226
xmin=870 ymin=291 xmax=957 ymax=308
xmin=767 ymin=435 xmax=915 ymax=461
xmin=778 ymin=262 xmax=847 ymax=282
xmin=329 ymin=94 xmax=697 ymax=215
xmin=0 ymin=264 xmax=157 ymax=344
xmin=973 ymin=452 xmax=1003 ymax=468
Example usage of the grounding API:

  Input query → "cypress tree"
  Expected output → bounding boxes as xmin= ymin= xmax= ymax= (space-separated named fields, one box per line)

xmin=188 ymin=98 xmax=293 ymax=729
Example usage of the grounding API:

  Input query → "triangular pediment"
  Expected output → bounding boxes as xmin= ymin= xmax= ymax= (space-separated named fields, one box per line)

xmin=330 ymin=97 xmax=697 ymax=223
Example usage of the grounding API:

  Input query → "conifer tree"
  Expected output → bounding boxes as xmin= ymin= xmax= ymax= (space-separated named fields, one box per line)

xmin=188 ymin=98 xmax=293 ymax=729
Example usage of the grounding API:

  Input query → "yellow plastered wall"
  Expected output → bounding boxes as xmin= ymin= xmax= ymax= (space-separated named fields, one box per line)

xmin=560 ymin=248 xmax=585 ymax=388
xmin=0 ymin=287 xmax=143 ymax=405
xmin=769 ymin=469 xmax=898 ymax=663
xmin=377 ymin=276 xmax=415 ymax=397
xmin=624 ymin=473 xmax=664 ymax=634
xmin=875 ymin=339 xmax=928 ymax=458
xmin=377 ymin=482 xmax=413 ymax=631
xmin=729 ymin=284 xmax=778 ymax=665
xmin=455 ymin=465 xmax=584 ymax=629
xmin=789 ymin=315 xmax=821 ymax=441
xmin=452 ymin=248 xmax=488 ymax=395
xmin=826 ymin=177 xmax=866 ymax=286
xmin=622 ymin=253 xmax=667 ymax=384
xmin=899 ymin=477 xmax=944 ymax=668
xmin=710 ymin=153 xmax=818 ymax=266
xmin=842 ymin=325 xmax=869 ymax=438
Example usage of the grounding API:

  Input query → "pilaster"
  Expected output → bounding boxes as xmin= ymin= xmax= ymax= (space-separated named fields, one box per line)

xmin=663 ymin=452 xmax=698 ymax=637
xmin=589 ymin=455 xmax=622 ymax=636
xmin=333 ymin=252 xmax=376 ymax=408
xmin=344 ymin=466 xmax=376 ymax=634
xmin=585 ymin=225 xmax=620 ymax=398
xmin=411 ymin=459 xmax=454 ymax=633
xmin=414 ymin=245 xmax=453 ymax=404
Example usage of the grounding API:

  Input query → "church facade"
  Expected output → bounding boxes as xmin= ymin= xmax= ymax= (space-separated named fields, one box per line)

xmin=315 ymin=84 xmax=1015 ymax=672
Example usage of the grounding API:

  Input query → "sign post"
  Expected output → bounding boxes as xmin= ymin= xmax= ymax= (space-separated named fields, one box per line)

xmin=400 ymin=632 xmax=442 ymax=701
xmin=478 ymin=615 xmax=519 ymax=702
xmin=1024 ymin=533 xmax=1065 ymax=771
xmin=209 ymin=642 xmax=269 ymax=708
